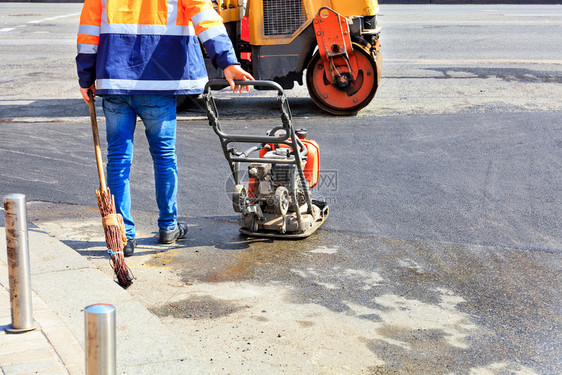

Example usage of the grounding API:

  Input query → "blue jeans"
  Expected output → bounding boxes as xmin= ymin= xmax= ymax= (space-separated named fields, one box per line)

xmin=102 ymin=95 xmax=178 ymax=239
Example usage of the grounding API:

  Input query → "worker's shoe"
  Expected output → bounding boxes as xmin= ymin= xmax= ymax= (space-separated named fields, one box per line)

xmin=159 ymin=222 xmax=188 ymax=244
xmin=123 ymin=239 xmax=136 ymax=257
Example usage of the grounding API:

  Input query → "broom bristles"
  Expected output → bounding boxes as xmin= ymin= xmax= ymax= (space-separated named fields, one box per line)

xmin=96 ymin=187 xmax=134 ymax=288
xmin=104 ymin=224 xmax=134 ymax=288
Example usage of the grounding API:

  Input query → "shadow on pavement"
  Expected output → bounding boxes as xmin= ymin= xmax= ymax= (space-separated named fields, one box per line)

xmin=177 ymin=93 xmax=332 ymax=119
xmin=0 ymin=95 xmax=329 ymax=121
xmin=0 ymin=99 xmax=90 ymax=121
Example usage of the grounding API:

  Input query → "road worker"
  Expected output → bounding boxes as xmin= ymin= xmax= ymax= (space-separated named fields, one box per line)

xmin=76 ymin=0 xmax=253 ymax=256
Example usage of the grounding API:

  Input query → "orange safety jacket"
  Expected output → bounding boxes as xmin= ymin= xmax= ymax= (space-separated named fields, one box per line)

xmin=76 ymin=0 xmax=238 ymax=95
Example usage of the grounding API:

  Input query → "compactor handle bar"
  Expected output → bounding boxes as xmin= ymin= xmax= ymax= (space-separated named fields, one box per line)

xmin=204 ymin=79 xmax=314 ymax=215
xmin=205 ymin=79 xmax=284 ymax=93
xmin=204 ymin=79 xmax=295 ymax=145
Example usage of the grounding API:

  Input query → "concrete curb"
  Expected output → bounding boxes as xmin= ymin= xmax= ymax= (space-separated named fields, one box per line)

xmin=0 ymin=212 xmax=210 ymax=375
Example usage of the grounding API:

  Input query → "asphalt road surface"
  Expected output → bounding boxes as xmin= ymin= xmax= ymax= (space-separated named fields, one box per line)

xmin=0 ymin=4 xmax=561 ymax=374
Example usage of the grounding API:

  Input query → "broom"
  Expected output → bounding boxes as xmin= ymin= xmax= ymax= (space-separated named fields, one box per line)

xmin=87 ymin=90 xmax=134 ymax=288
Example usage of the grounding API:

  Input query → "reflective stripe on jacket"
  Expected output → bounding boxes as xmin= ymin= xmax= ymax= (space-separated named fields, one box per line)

xmin=76 ymin=0 xmax=237 ymax=95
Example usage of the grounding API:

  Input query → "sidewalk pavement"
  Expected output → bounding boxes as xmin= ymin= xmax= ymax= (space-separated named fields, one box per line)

xmin=0 ymin=214 xmax=210 ymax=375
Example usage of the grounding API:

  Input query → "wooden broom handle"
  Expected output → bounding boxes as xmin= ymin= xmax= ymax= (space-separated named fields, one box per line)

xmin=88 ymin=90 xmax=107 ymax=191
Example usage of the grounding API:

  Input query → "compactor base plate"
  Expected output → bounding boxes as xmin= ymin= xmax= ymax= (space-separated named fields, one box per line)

xmin=239 ymin=201 xmax=329 ymax=239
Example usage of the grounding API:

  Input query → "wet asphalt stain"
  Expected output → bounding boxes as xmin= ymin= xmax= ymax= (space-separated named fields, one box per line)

xmin=150 ymin=296 xmax=248 ymax=320
xmin=24 ymin=203 xmax=561 ymax=374
xmin=365 ymin=329 xmax=460 ymax=375
xmin=177 ymin=95 xmax=327 ymax=119
xmin=167 ymin=219 xmax=560 ymax=374
xmin=425 ymin=67 xmax=562 ymax=84
xmin=385 ymin=67 xmax=562 ymax=85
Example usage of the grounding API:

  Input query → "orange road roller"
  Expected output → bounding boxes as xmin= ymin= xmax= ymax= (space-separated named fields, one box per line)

xmin=208 ymin=0 xmax=383 ymax=115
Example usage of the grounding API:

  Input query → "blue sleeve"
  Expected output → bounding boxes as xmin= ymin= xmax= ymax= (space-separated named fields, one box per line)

xmin=76 ymin=53 xmax=97 ymax=88
xmin=202 ymin=34 xmax=239 ymax=70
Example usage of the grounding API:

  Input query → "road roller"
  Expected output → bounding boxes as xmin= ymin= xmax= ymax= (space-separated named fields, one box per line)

xmin=207 ymin=0 xmax=382 ymax=115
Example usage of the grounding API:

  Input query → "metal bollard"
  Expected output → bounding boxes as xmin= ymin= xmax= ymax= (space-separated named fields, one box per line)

xmin=4 ymin=193 xmax=36 ymax=333
xmin=84 ymin=303 xmax=116 ymax=375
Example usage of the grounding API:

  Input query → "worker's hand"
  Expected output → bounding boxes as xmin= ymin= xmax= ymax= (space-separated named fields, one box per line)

xmin=80 ymin=84 xmax=96 ymax=104
xmin=224 ymin=65 xmax=254 ymax=93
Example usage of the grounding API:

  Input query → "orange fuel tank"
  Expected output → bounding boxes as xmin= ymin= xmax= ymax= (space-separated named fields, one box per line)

xmin=259 ymin=130 xmax=320 ymax=189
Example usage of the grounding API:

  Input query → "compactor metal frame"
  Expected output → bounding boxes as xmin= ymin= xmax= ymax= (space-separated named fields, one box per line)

xmin=204 ymin=80 xmax=328 ymax=238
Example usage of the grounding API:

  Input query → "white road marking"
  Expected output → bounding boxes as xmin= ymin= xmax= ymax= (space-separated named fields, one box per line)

xmin=504 ymin=14 xmax=562 ymax=17
xmin=0 ymin=12 xmax=80 ymax=33
xmin=0 ymin=39 xmax=74 ymax=46
xmin=27 ymin=13 xmax=81 ymax=24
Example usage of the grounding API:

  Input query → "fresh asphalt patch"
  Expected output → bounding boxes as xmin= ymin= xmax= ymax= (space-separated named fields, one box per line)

xmin=25 ymin=201 xmax=561 ymax=374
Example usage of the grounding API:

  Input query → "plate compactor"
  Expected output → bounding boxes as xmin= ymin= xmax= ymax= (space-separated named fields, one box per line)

xmin=204 ymin=80 xmax=329 ymax=238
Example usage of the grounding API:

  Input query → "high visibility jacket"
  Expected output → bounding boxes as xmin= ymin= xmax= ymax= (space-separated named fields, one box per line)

xmin=76 ymin=0 xmax=238 ymax=95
